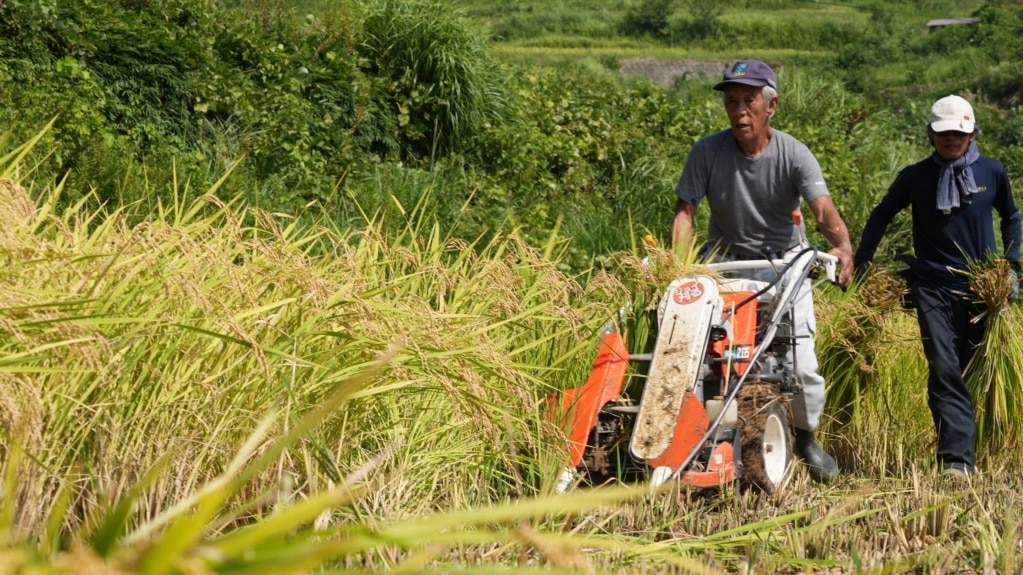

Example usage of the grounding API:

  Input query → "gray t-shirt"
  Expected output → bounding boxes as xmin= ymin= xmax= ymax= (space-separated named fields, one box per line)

xmin=674 ymin=129 xmax=830 ymax=257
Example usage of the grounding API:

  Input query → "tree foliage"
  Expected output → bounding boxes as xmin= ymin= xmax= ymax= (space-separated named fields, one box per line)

xmin=358 ymin=0 xmax=508 ymax=162
xmin=0 ymin=0 xmax=509 ymax=210
xmin=619 ymin=0 xmax=677 ymax=39
xmin=0 ymin=0 xmax=1022 ymax=271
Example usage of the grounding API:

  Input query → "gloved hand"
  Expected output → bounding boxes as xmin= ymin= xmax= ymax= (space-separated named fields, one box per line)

xmin=853 ymin=259 xmax=870 ymax=286
xmin=1009 ymin=269 xmax=1019 ymax=304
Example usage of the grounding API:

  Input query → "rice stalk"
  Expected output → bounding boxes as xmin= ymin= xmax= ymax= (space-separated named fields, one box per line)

xmin=816 ymin=265 xmax=910 ymax=454
xmin=1 ymin=160 xmax=619 ymax=548
xmin=5 ymin=129 xmax=1023 ymax=572
xmin=962 ymin=258 xmax=1023 ymax=467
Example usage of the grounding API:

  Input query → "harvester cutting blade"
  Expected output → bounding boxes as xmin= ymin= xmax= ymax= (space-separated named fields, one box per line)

xmin=629 ymin=276 xmax=721 ymax=463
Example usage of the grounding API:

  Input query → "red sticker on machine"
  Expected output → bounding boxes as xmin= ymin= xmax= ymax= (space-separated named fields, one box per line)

xmin=672 ymin=280 xmax=705 ymax=305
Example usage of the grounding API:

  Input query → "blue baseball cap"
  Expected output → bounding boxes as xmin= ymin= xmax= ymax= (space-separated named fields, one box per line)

xmin=713 ymin=59 xmax=778 ymax=91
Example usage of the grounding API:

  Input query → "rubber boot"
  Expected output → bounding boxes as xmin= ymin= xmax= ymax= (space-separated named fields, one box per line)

xmin=794 ymin=428 xmax=838 ymax=483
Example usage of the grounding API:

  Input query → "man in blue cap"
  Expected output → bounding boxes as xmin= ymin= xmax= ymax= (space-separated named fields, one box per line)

xmin=671 ymin=59 xmax=854 ymax=483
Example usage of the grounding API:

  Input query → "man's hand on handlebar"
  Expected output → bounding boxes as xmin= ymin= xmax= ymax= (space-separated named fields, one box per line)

xmin=828 ymin=247 xmax=853 ymax=289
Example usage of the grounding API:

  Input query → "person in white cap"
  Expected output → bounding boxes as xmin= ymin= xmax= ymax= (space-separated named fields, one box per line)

xmin=855 ymin=94 xmax=1022 ymax=478
xmin=671 ymin=59 xmax=854 ymax=483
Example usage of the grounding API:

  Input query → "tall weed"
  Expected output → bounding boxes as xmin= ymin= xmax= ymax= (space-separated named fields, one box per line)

xmin=357 ymin=0 xmax=509 ymax=162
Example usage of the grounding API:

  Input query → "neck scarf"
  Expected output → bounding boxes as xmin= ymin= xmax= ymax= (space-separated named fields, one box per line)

xmin=933 ymin=141 xmax=980 ymax=214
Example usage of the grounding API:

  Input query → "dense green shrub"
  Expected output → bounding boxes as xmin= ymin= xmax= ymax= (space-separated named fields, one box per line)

xmin=619 ymin=0 xmax=678 ymax=40
xmin=357 ymin=0 xmax=509 ymax=163
xmin=668 ymin=1 xmax=729 ymax=43
xmin=0 ymin=0 xmax=204 ymax=182
xmin=202 ymin=13 xmax=340 ymax=190
xmin=2 ymin=0 xmax=1023 ymax=274
xmin=0 ymin=0 xmax=214 ymax=146
xmin=471 ymin=63 xmax=722 ymax=253
xmin=835 ymin=4 xmax=1023 ymax=104
xmin=0 ymin=0 xmax=514 ymax=215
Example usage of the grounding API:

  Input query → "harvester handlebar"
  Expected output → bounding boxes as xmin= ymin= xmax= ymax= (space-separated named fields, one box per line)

xmin=815 ymin=251 xmax=838 ymax=284
xmin=705 ymin=248 xmax=838 ymax=285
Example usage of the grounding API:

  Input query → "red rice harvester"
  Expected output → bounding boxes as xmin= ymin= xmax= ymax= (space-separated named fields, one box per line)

xmin=551 ymin=214 xmax=838 ymax=494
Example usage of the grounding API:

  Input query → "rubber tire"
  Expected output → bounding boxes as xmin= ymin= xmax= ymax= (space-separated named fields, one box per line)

xmin=739 ymin=398 xmax=794 ymax=495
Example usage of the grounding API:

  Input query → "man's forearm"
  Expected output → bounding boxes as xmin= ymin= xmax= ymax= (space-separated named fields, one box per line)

xmin=820 ymin=219 xmax=852 ymax=256
xmin=671 ymin=200 xmax=696 ymax=256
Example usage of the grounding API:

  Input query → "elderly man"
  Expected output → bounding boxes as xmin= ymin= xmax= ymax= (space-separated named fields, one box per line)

xmin=671 ymin=59 xmax=854 ymax=483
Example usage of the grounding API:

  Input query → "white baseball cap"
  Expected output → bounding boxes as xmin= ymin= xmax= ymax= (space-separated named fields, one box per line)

xmin=929 ymin=95 xmax=975 ymax=133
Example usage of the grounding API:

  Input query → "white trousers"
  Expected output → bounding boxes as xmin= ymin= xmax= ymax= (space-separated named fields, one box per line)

xmin=716 ymin=255 xmax=826 ymax=431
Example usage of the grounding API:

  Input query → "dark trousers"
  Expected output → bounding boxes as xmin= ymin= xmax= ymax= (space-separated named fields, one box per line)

xmin=912 ymin=283 xmax=987 ymax=470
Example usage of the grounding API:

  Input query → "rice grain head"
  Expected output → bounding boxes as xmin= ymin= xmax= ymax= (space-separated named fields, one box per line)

xmin=966 ymin=257 xmax=1013 ymax=314
xmin=0 ymin=178 xmax=35 ymax=226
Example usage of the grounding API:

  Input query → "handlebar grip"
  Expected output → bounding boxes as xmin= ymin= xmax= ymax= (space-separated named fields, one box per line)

xmin=815 ymin=251 xmax=838 ymax=284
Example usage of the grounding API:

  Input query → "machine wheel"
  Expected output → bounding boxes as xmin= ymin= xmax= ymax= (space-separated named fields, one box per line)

xmin=737 ymin=384 xmax=793 ymax=495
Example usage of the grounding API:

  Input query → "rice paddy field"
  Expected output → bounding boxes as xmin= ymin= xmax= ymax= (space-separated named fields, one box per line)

xmin=2 ymin=128 xmax=1023 ymax=574
xmin=3 ymin=0 xmax=1023 ymax=573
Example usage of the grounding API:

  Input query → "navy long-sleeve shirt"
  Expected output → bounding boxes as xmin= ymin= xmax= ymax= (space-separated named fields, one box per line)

xmin=856 ymin=153 xmax=1021 ymax=290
